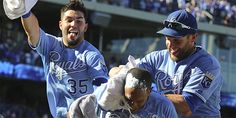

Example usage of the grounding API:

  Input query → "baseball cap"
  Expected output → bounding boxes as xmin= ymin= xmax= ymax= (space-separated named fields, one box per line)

xmin=157 ymin=9 xmax=198 ymax=38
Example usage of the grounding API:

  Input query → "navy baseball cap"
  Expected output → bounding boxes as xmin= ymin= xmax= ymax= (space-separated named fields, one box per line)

xmin=157 ymin=9 xmax=198 ymax=38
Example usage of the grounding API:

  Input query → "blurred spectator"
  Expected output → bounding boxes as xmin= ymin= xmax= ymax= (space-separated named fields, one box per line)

xmin=0 ymin=103 xmax=50 ymax=118
xmin=0 ymin=19 xmax=42 ymax=66
xmin=129 ymin=0 xmax=141 ymax=9
xmin=143 ymin=0 xmax=154 ymax=12
xmin=120 ymin=0 xmax=129 ymax=8
xmin=96 ymin=0 xmax=236 ymax=27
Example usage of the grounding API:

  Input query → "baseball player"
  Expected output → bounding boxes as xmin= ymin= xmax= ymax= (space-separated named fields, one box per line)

xmin=138 ymin=9 xmax=223 ymax=118
xmin=3 ymin=0 xmax=109 ymax=118
xmin=68 ymin=67 xmax=178 ymax=118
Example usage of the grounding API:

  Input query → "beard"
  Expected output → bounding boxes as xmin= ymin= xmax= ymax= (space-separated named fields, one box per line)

xmin=66 ymin=34 xmax=84 ymax=47
xmin=169 ymin=47 xmax=195 ymax=62
xmin=68 ymin=39 xmax=79 ymax=46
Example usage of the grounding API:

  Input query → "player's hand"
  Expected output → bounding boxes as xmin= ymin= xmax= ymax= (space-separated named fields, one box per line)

xmin=109 ymin=66 xmax=121 ymax=77
xmin=3 ymin=0 xmax=38 ymax=20
xmin=109 ymin=65 xmax=127 ymax=77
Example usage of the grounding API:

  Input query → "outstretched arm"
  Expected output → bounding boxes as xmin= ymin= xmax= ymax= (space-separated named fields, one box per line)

xmin=21 ymin=12 xmax=40 ymax=47
xmin=3 ymin=0 xmax=39 ymax=47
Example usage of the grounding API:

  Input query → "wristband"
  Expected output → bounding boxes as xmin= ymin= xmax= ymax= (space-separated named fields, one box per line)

xmin=22 ymin=12 xmax=31 ymax=18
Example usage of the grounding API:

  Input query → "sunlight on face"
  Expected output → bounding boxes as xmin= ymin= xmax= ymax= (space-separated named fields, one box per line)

xmin=59 ymin=10 xmax=88 ymax=48
xmin=165 ymin=35 xmax=196 ymax=61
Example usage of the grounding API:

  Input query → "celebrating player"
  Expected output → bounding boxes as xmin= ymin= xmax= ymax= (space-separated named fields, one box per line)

xmin=138 ymin=9 xmax=223 ymax=118
xmin=68 ymin=67 xmax=178 ymax=118
xmin=3 ymin=0 xmax=109 ymax=117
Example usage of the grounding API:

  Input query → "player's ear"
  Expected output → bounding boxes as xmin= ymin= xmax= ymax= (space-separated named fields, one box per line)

xmin=191 ymin=33 xmax=198 ymax=42
xmin=84 ymin=23 xmax=88 ymax=32
xmin=59 ymin=20 xmax=62 ymax=30
xmin=147 ymin=88 xmax=151 ymax=95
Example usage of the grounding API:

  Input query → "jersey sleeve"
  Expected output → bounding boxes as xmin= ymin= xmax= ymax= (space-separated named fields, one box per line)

xmin=30 ymin=28 xmax=59 ymax=58
xmin=183 ymin=91 xmax=204 ymax=112
xmin=86 ymin=51 xmax=109 ymax=82
xmin=182 ymin=60 xmax=222 ymax=103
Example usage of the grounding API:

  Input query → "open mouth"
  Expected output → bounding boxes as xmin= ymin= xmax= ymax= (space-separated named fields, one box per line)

xmin=68 ymin=30 xmax=79 ymax=39
xmin=170 ymin=49 xmax=180 ymax=56
xmin=69 ymin=31 xmax=78 ymax=35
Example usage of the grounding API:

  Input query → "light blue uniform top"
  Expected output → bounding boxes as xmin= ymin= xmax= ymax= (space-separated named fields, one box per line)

xmin=31 ymin=29 xmax=109 ymax=118
xmin=94 ymin=84 xmax=178 ymax=118
xmin=139 ymin=47 xmax=223 ymax=118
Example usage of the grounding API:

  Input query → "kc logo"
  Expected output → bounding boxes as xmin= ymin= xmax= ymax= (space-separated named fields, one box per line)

xmin=201 ymin=71 xmax=214 ymax=88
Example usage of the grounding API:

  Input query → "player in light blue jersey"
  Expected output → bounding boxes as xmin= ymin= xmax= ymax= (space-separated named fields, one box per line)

xmin=138 ymin=9 xmax=223 ymax=118
xmin=96 ymin=67 xmax=177 ymax=118
xmin=68 ymin=67 xmax=177 ymax=118
xmin=20 ymin=1 xmax=109 ymax=118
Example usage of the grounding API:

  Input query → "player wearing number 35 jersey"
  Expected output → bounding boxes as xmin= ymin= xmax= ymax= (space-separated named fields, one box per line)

xmin=35 ymin=30 xmax=108 ymax=118
xmin=16 ymin=1 xmax=109 ymax=118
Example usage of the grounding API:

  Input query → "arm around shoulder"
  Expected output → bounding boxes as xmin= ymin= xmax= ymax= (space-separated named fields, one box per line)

xmin=165 ymin=94 xmax=192 ymax=117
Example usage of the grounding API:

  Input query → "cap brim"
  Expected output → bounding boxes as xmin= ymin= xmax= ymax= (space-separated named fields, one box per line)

xmin=156 ymin=28 xmax=186 ymax=38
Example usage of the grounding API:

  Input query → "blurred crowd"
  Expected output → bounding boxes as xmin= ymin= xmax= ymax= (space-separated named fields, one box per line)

xmin=0 ymin=21 xmax=42 ymax=67
xmin=95 ymin=0 xmax=236 ymax=27
xmin=0 ymin=103 xmax=50 ymax=118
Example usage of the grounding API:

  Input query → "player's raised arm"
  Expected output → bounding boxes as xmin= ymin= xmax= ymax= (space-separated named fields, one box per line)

xmin=3 ymin=0 xmax=39 ymax=47
xmin=21 ymin=12 xmax=40 ymax=47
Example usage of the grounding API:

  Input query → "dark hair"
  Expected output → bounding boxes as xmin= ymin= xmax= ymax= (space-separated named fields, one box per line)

xmin=185 ymin=0 xmax=191 ymax=3
xmin=125 ymin=68 xmax=152 ymax=90
xmin=60 ymin=0 xmax=87 ymax=21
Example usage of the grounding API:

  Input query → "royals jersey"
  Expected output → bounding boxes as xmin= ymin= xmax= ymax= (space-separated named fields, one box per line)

xmin=138 ymin=47 xmax=223 ymax=118
xmin=94 ymin=84 xmax=178 ymax=118
xmin=31 ymin=29 xmax=109 ymax=118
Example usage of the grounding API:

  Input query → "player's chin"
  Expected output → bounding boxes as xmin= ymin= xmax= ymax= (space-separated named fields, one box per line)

xmin=68 ymin=39 xmax=79 ymax=46
xmin=67 ymin=36 xmax=78 ymax=41
xmin=170 ymin=54 xmax=180 ymax=61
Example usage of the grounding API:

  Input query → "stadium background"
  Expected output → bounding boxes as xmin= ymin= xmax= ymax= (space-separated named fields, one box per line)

xmin=1 ymin=0 xmax=236 ymax=117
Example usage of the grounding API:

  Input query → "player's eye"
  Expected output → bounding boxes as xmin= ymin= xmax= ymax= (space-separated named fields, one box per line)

xmin=64 ymin=18 xmax=73 ymax=23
